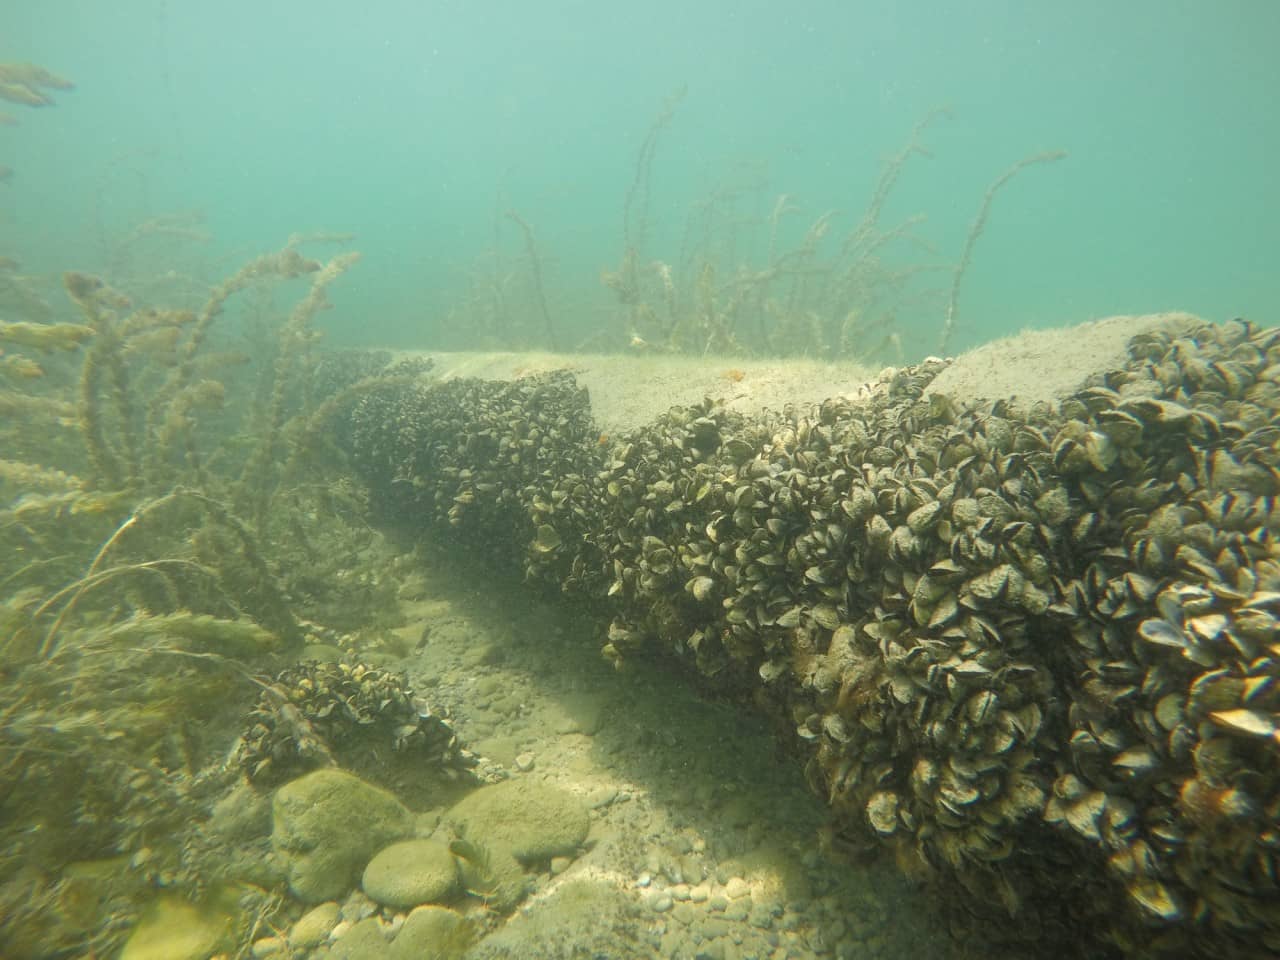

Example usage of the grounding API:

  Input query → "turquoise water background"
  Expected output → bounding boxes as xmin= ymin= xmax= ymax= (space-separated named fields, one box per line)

xmin=2 ymin=0 xmax=1276 ymax=356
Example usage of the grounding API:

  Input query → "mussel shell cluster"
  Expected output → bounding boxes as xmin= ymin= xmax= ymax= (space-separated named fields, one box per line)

xmin=350 ymin=370 xmax=599 ymax=562
xmin=348 ymin=320 xmax=1280 ymax=958
xmin=235 ymin=660 xmax=476 ymax=785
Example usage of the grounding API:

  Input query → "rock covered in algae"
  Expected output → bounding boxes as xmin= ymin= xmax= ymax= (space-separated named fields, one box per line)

xmin=444 ymin=779 xmax=589 ymax=863
xmin=461 ymin=878 xmax=644 ymax=959
xmin=271 ymin=768 xmax=414 ymax=902
xmin=387 ymin=905 xmax=471 ymax=960
xmin=452 ymin=837 xmax=530 ymax=913
xmin=361 ymin=838 xmax=461 ymax=909
xmin=326 ymin=917 xmax=387 ymax=960
xmin=119 ymin=892 xmax=233 ymax=960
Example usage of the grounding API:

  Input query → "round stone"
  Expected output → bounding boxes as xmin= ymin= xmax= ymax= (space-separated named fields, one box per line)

xmin=271 ymin=769 xmax=414 ymax=903
xmin=288 ymin=901 xmax=340 ymax=948
xmin=119 ymin=895 xmax=232 ymax=960
xmin=388 ymin=906 xmax=467 ymax=960
xmin=361 ymin=839 xmax=460 ymax=909
xmin=327 ymin=917 xmax=385 ymax=960
xmin=445 ymin=779 xmax=589 ymax=863
xmin=648 ymin=892 xmax=674 ymax=913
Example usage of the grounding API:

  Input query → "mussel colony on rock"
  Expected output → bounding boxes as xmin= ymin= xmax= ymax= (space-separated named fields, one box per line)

xmin=234 ymin=660 xmax=478 ymax=786
xmin=348 ymin=318 xmax=1280 ymax=959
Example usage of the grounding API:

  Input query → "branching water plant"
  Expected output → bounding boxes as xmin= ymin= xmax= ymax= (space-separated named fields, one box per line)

xmin=0 ymin=59 xmax=74 ymax=186
xmin=602 ymin=107 xmax=957 ymax=360
xmin=941 ymin=149 xmax=1067 ymax=354
xmin=452 ymin=96 xmax=1063 ymax=363
xmin=0 ymin=233 xmax=416 ymax=957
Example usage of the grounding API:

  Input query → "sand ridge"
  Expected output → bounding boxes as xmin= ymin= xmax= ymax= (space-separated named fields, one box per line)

xmin=392 ymin=312 xmax=1197 ymax=434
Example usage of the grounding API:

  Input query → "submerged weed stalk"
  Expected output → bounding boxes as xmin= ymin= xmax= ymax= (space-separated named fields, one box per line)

xmin=143 ymin=246 xmax=323 ymax=487
xmin=280 ymin=371 xmax=419 ymax=483
xmin=941 ymin=150 xmax=1067 ymax=355
xmin=622 ymin=83 xmax=686 ymax=257
xmin=64 ymin=272 xmax=129 ymax=488
xmin=239 ymin=252 xmax=361 ymax=532
xmin=504 ymin=211 xmax=558 ymax=351
xmin=34 ymin=487 xmax=299 ymax=658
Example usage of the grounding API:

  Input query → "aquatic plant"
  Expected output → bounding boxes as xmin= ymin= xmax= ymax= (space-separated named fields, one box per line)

xmin=598 ymin=105 xmax=953 ymax=359
xmin=0 ymin=232 xmax=419 ymax=956
xmin=0 ymin=255 xmax=55 ymax=322
xmin=446 ymin=95 xmax=1060 ymax=362
xmin=0 ymin=60 xmax=74 ymax=187
xmin=0 ymin=60 xmax=74 ymax=114
xmin=941 ymin=149 xmax=1067 ymax=354
xmin=504 ymin=210 xmax=560 ymax=351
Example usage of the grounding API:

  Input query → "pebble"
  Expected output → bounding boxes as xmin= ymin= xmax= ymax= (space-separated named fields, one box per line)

xmin=327 ymin=916 xmax=386 ymax=959
xmin=361 ymin=838 xmax=460 ymax=909
xmin=648 ymin=892 xmax=674 ymax=913
xmin=339 ymin=891 xmax=378 ymax=923
xmin=689 ymin=883 xmax=710 ymax=903
xmin=661 ymin=858 xmax=685 ymax=884
xmin=550 ymin=856 xmax=572 ymax=875
xmin=661 ymin=929 xmax=684 ymax=955
xmin=637 ymin=872 xmax=653 ymax=888
xmin=328 ymin=919 xmax=352 ymax=942
xmin=251 ymin=936 xmax=284 ymax=957
xmin=671 ymin=883 xmax=691 ymax=901
xmin=708 ymin=895 xmax=729 ymax=913
xmin=725 ymin=877 xmax=751 ymax=900
xmin=806 ymin=928 xmax=831 ymax=953
xmin=514 ymin=751 xmax=536 ymax=772
xmin=289 ymin=901 xmax=340 ymax=948
xmin=491 ymin=694 xmax=521 ymax=716
xmin=588 ymin=787 xmax=618 ymax=809
xmin=703 ymin=917 xmax=731 ymax=939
